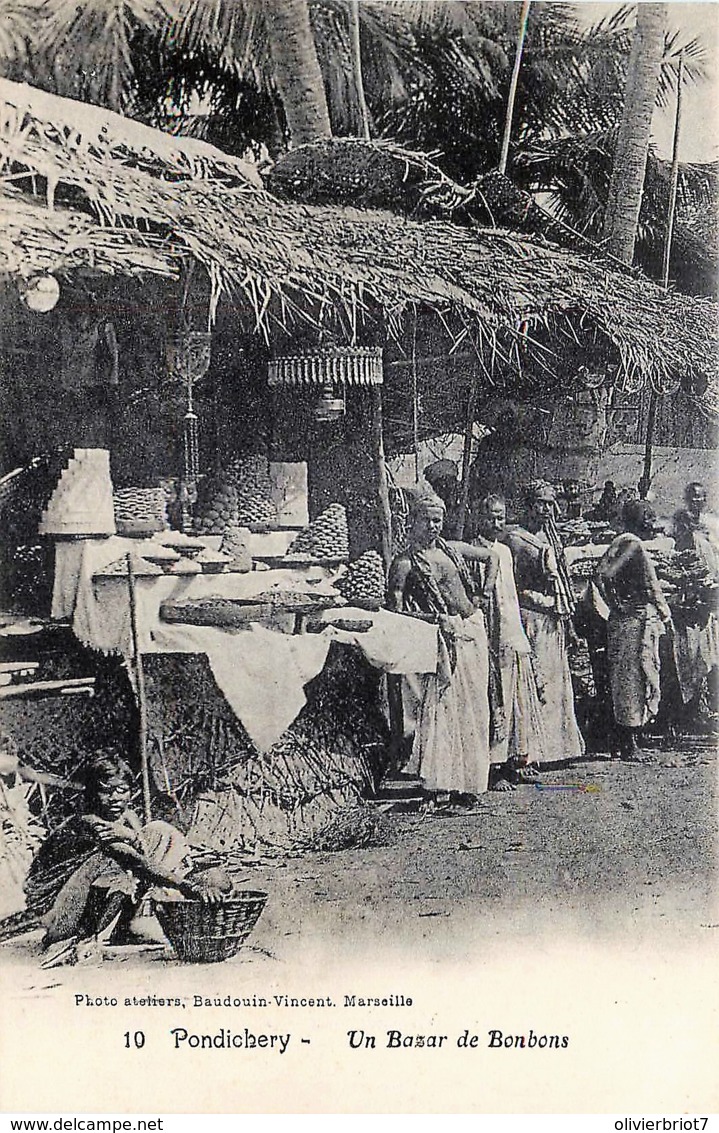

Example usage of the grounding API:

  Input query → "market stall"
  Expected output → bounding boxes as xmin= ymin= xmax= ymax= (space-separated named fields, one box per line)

xmin=30 ymin=444 xmax=440 ymax=851
xmin=1 ymin=78 xmax=717 ymax=859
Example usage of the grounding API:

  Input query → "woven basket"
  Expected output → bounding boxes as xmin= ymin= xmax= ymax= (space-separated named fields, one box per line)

xmin=154 ymin=891 xmax=268 ymax=964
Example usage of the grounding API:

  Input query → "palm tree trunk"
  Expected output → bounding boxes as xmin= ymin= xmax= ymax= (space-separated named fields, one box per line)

xmin=602 ymin=3 xmax=667 ymax=264
xmin=261 ymin=0 xmax=332 ymax=147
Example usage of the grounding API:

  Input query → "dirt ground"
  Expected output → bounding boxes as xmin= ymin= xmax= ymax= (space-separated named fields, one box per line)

xmin=245 ymin=735 xmax=719 ymax=966
xmin=2 ymin=735 xmax=716 ymax=973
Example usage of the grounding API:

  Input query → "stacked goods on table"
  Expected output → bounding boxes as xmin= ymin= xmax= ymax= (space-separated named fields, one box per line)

xmin=286 ymin=504 xmax=349 ymax=562
xmin=134 ymin=542 xmax=181 ymax=568
xmin=651 ymin=548 xmax=719 ymax=627
xmin=193 ymin=459 xmax=279 ymax=535
xmin=113 ymin=487 xmax=167 ymax=536
xmin=160 ymin=588 xmax=337 ymax=628
xmin=95 ymin=552 xmax=164 ymax=577
xmin=586 ymin=520 xmax=617 ymax=544
xmin=39 ymin=449 xmax=116 ymax=536
xmin=0 ymin=445 xmax=75 ymax=614
xmin=220 ymin=525 xmax=252 ymax=572
xmin=556 ymin=517 xmax=592 ymax=546
xmin=335 ymin=550 xmax=386 ymax=610
xmin=195 ymin=548 xmax=233 ymax=574
xmin=193 ymin=475 xmax=238 ymax=535
xmin=226 ymin=456 xmax=278 ymax=531
xmin=568 ymin=556 xmax=599 ymax=581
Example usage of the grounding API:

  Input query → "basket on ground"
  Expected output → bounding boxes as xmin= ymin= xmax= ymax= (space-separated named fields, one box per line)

xmin=154 ymin=891 xmax=268 ymax=963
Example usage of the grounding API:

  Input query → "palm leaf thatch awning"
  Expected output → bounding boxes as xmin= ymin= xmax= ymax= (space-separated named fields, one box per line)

xmin=0 ymin=78 xmax=716 ymax=410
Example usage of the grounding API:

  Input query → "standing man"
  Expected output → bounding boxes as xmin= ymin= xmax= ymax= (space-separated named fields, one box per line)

xmin=501 ymin=480 xmax=585 ymax=766
xmin=423 ymin=459 xmax=462 ymax=538
xmin=471 ymin=494 xmax=548 ymax=788
xmin=597 ymin=500 xmax=673 ymax=759
xmin=673 ymin=482 xmax=719 ymax=567
xmin=387 ymin=486 xmax=498 ymax=806
xmin=671 ymin=481 xmax=719 ymax=720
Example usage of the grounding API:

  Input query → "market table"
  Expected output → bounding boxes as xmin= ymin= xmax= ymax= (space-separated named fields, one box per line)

xmin=51 ymin=534 xmax=439 ymax=752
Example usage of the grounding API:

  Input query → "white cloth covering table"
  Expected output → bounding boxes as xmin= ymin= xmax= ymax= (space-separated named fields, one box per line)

xmin=51 ymin=537 xmax=440 ymax=752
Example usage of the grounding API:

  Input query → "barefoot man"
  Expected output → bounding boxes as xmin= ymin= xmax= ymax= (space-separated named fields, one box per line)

xmin=597 ymin=500 xmax=673 ymax=759
xmin=387 ymin=486 xmax=499 ymax=805
xmin=501 ymin=479 xmax=585 ymax=767
xmin=471 ymin=494 xmax=548 ymax=789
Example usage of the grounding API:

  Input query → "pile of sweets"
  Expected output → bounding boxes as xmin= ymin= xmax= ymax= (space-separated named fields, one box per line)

xmin=226 ymin=456 xmax=278 ymax=529
xmin=287 ymin=503 xmax=349 ymax=561
xmin=335 ymin=550 xmax=386 ymax=610
xmin=193 ymin=475 xmax=238 ymax=535
xmin=651 ymin=548 xmax=719 ymax=627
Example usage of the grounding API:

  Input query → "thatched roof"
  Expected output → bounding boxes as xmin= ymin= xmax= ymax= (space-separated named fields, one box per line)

xmin=0 ymin=78 xmax=716 ymax=409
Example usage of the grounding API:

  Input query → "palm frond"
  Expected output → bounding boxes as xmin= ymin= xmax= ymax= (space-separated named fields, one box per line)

xmin=34 ymin=0 xmax=166 ymax=111
xmin=656 ymin=29 xmax=709 ymax=108
xmin=0 ymin=0 xmax=35 ymax=70
xmin=160 ymin=0 xmax=271 ymax=88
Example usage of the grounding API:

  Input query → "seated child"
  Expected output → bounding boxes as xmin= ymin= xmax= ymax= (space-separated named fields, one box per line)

xmin=24 ymin=750 xmax=231 ymax=949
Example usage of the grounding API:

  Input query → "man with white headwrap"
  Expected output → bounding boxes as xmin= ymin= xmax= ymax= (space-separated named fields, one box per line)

xmin=501 ymin=479 xmax=584 ymax=766
xmin=471 ymin=494 xmax=549 ymax=787
xmin=387 ymin=485 xmax=499 ymax=804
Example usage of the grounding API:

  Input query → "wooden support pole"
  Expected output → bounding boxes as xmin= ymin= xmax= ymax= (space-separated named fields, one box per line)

xmin=498 ymin=0 xmax=531 ymax=175
xmin=127 ymin=553 xmax=152 ymax=824
xmin=370 ymin=375 xmax=402 ymax=777
xmin=411 ymin=311 xmax=420 ymax=483
xmin=642 ymin=55 xmax=683 ymax=501
xmin=350 ymin=0 xmax=371 ymax=141
xmin=457 ymin=369 xmax=479 ymax=538
xmin=640 ymin=388 xmax=659 ymax=499
xmin=662 ymin=51 xmax=684 ymax=289
xmin=370 ymin=383 xmax=393 ymax=571
xmin=386 ymin=674 xmax=405 ymax=778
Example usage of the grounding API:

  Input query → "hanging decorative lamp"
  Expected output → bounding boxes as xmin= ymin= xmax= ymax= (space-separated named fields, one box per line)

xmin=167 ymin=329 xmax=212 ymax=481
xmin=268 ymin=346 xmax=383 ymax=422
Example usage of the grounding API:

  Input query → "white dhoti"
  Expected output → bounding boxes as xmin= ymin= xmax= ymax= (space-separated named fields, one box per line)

xmin=672 ymin=613 xmax=719 ymax=705
xmin=522 ymin=609 xmax=584 ymax=763
xmin=408 ymin=611 xmax=490 ymax=795
xmin=490 ymin=648 xmax=549 ymax=765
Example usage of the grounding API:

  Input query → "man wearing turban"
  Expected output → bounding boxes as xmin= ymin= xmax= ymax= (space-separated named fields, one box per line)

xmin=387 ymin=485 xmax=499 ymax=806
xmin=501 ymin=479 xmax=584 ymax=766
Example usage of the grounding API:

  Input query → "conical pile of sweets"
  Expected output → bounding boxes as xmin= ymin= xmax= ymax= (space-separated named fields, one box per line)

xmin=335 ymin=550 xmax=386 ymax=610
xmin=220 ymin=524 xmax=252 ymax=572
xmin=226 ymin=456 xmax=278 ymax=529
xmin=113 ymin=487 xmax=167 ymax=533
xmin=287 ymin=503 xmax=349 ymax=561
xmin=193 ymin=475 xmax=238 ymax=535
xmin=40 ymin=450 xmax=116 ymax=536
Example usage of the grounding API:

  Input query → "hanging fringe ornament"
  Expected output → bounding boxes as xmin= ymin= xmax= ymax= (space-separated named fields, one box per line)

xmin=184 ymin=399 xmax=200 ymax=481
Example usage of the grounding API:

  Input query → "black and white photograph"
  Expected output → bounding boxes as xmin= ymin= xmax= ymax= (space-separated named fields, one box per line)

xmin=0 ymin=0 xmax=717 ymax=1117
